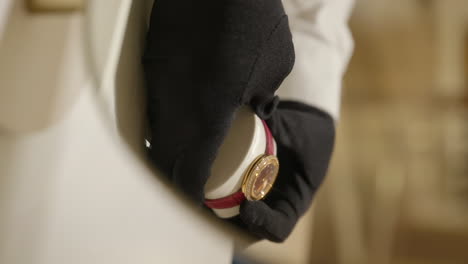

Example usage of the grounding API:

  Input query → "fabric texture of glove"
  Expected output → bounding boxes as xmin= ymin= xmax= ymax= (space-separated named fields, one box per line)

xmin=143 ymin=0 xmax=295 ymax=203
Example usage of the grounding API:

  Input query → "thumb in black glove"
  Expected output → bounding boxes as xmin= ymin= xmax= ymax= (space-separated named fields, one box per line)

xmin=239 ymin=101 xmax=335 ymax=242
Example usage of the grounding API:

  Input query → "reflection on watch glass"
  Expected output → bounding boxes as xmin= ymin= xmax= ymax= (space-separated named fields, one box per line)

xmin=252 ymin=163 xmax=278 ymax=200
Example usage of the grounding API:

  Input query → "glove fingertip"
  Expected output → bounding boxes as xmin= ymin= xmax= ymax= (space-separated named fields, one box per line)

xmin=240 ymin=201 xmax=272 ymax=240
xmin=240 ymin=201 xmax=273 ymax=226
xmin=240 ymin=201 xmax=295 ymax=243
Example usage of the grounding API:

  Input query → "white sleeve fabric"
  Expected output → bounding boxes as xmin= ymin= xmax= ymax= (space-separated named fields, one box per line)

xmin=0 ymin=0 xmax=13 ymax=41
xmin=279 ymin=0 xmax=355 ymax=120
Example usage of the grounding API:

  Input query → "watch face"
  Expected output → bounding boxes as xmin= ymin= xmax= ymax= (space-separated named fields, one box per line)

xmin=242 ymin=155 xmax=279 ymax=201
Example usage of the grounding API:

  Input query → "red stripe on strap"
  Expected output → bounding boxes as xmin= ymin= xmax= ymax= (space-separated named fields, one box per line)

xmin=204 ymin=190 xmax=246 ymax=209
xmin=262 ymin=120 xmax=275 ymax=155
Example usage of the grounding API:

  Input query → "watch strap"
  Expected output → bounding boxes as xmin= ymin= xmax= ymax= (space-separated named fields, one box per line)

xmin=204 ymin=190 xmax=246 ymax=209
xmin=205 ymin=120 xmax=275 ymax=209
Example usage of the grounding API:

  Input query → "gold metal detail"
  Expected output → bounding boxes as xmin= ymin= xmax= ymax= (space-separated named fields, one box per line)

xmin=242 ymin=155 xmax=279 ymax=201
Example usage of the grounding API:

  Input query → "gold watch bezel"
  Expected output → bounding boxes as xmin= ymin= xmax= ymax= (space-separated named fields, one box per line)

xmin=241 ymin=155 xmax=279 ymax=201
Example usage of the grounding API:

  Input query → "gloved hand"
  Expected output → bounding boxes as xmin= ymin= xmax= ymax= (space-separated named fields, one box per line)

xmin=143 ymin=0 xmax=294 ymax=202
xmin=238 ymin=101 xmax=335 ymax=242
xmin=144 ymin=0 xmax=335 ymax=243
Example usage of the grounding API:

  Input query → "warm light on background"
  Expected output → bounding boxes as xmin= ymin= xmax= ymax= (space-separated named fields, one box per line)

xmin=247 ymin=1 xmax=468 ymax=263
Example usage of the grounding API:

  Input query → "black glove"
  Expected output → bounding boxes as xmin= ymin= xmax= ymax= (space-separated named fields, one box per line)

xmin=143 ymin=0 xmax=295 ymax=202
xmin=237 ymin=101 xmax=335 ymax=242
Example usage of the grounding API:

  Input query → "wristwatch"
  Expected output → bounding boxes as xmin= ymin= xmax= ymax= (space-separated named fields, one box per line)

xmin=205 ymin=119 xmax=279 ymax=211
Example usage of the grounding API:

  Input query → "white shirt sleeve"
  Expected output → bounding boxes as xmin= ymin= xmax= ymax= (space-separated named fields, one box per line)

xmin=278 ymin=0 xmax=355 ymax=120
xmin=0 ymin=0 xmax=13 ymax=41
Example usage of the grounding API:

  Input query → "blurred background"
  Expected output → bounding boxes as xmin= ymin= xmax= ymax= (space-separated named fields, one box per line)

xmin=245 ymin=0 xmax=468 ymax=263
